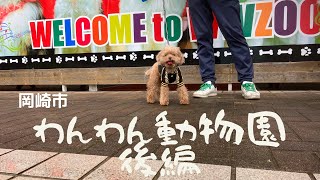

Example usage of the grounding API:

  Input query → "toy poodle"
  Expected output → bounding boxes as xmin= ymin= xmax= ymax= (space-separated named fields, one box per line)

xmin=145 ymin=46 xmax=189 ymax=106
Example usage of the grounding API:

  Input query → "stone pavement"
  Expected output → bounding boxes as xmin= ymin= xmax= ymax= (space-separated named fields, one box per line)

xmin=0 ymin=148 xmax=317 ymax=180
xmin=0 ymin=91 xmax=319 ymax=180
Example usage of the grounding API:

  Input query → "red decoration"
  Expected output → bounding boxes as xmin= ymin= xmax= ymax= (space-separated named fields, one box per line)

xmin=0 ymin=0 xmax=37 ymax=23
xmin=38 ymin=0 xmax=56 ymax=19
xmin=102 ymin=0 xmax=120 ymax=16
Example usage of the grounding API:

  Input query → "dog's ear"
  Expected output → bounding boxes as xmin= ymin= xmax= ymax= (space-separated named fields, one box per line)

xmin=178 ymin=47 xmax=185 ymax=64
xmin=156 ymin=50 xmax=162 ymax=62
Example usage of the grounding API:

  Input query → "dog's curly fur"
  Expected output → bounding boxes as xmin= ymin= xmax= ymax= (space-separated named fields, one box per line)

xmin=146 ymin=46 xmax=189 ymax=106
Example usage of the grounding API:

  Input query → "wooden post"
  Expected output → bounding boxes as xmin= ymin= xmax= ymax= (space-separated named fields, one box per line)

xmin=62 ymin=85 xmax=68 ymax=92
xmin=89 ymin=85 xmax=98 ymax=92
xmin=228 ymin=83 xmax=233 ymax=91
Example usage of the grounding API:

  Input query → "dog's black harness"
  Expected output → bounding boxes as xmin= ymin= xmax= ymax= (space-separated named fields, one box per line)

xmin=158 ymin=65 xmax=184 ymax=87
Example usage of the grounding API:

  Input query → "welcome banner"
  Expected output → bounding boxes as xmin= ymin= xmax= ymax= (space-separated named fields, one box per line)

xmin=0 ymin=0 xmax=319 ymax=70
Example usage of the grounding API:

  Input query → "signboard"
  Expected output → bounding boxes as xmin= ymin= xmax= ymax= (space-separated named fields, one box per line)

xmin=0 ymin=0 xmax=319 ymax=70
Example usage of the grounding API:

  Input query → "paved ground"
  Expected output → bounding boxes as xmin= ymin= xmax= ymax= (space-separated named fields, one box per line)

xmin=0 ymin=91 xmax=319 ymax=180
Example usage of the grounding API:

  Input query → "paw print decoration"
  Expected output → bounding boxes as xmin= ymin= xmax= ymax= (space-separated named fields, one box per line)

xmin=91 ymin=55 xmax=98 ymax=63
xmin=301 ymin=47 xmax=312 ymax=56
xmin=193 ymin=51 xmax=199 ymax=60
xmin=22 ymin=57 xmax=28 ymax=64
xmin=130 ymin=52 xmax=137 ymax=61
xmin=56 ymin=56 xmax=63 ymax=64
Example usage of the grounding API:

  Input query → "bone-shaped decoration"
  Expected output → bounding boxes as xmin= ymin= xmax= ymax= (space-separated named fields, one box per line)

xmin=183 ymin=52 xmax=188 ymax=59
xmin=77 ymin=56 xmax=87 ymax=61
xmin=65 ymin=57 xmax=75 ymax=62
xmin=277 ymin=48 xmax=293 ymax=55
xmin=116 ymin=55 xmax=126 ymax=60
xmin=143 ymin=54 xmax=154 ymax=60
xmin=224 ymin=51 xmax=232 ymax=57
xmin=42 ymin=57 xmax=52 ymax=63
xmin=102 ymin=55 xmax=113 ymax=61
xmin=31 ymin=58 xmax=41 ymax=63
xmin=193 ymin=51 xmax=199 ymax=59
xmin=0 ymin=59 xmax=8 ymax=64
xmin=10 ymin=59 xmax=18 ymax=63
xmin=259 ymin=49 xmax=273 ymax=56
xmin=214 ymin=51 xmax=220 ymax=57
xmin=317 ymin=48 xmax=320 ymax=54
xmin=249 ymin=48 xmax=254 ymax=55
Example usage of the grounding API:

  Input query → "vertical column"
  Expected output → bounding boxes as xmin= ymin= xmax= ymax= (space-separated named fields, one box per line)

xmin=89 ymin=85 xmax=98 ymax=92
xmin=62 ymin=85 xmax=68 ymax=92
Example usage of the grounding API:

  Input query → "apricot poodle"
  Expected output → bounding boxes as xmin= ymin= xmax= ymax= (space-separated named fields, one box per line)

xmin=145 ymin=46 xmax=189 ymax=106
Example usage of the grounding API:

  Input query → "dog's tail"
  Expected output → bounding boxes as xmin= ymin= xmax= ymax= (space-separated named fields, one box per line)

xmin=145 ymin=68 xmax=152 ymax=76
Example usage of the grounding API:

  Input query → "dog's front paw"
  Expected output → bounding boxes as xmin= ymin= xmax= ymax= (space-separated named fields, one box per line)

xmin=146 ymin=94 xmax=156 ymax=104
xmin=147 ymin=99 xmax=155 ymax=104
xmin=180 ymin=98 xmax=189 ymax=105
xmin=160 ymin=100 xmax=169 ymax=106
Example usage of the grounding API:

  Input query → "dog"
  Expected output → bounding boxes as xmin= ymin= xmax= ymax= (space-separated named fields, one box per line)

xmin=0 ymin=0 xmax=42 ymax=56
xmin=145 ymin=46 xmax=189 ymax=106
